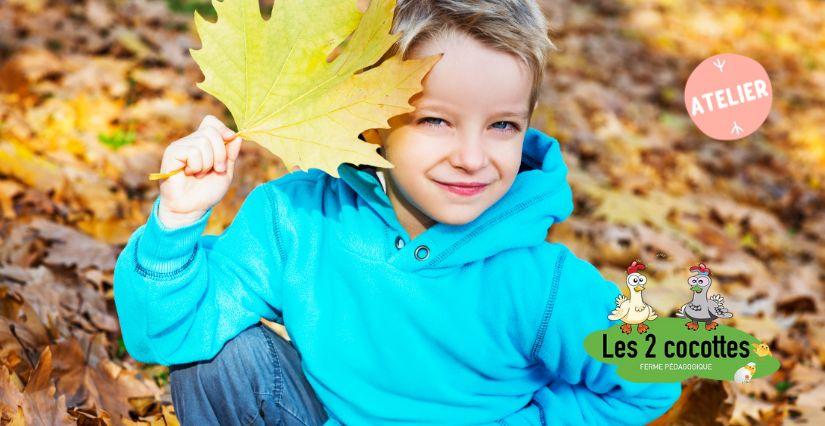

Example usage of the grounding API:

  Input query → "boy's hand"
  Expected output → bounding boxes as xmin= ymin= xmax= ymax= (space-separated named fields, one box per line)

xmin=157 ymin=115 xmax=242 ymax=229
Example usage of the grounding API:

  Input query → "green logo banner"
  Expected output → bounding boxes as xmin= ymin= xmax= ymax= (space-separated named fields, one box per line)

xmin=584 ymin=317 xmax=779 ymax=382
xmin=584 ymin=262 xmax=780 ymax=383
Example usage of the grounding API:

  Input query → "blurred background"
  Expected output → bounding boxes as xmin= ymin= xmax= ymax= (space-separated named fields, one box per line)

xmin=0 ymin=0 xmax=822 ymax=424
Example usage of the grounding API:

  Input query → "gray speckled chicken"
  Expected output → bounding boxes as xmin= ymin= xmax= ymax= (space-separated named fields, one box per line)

xmin=676 ymin=263 xmax=733 ymax=331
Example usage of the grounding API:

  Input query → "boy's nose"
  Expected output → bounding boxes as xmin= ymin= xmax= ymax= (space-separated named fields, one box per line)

xmin=450 ymin=137 xmax=488 ymax=172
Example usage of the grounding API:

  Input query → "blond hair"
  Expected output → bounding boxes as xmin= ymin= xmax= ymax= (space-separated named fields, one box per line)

xmin=378 ymin=0 xmax=556 ymax=115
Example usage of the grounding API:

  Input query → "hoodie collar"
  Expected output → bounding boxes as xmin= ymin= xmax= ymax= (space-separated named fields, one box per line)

xmin=336 ymin=127 xmax=573 ymax=273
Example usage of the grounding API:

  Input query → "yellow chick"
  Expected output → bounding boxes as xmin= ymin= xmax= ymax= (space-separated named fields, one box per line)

xmin=752 ymin=342 xmax=772 ymax=357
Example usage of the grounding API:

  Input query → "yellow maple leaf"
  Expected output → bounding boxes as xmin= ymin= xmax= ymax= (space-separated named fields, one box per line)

xmin=150 ymin=0 xmax=439 ymax=180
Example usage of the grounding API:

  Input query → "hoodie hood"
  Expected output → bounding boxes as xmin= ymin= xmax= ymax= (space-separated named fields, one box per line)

xmin=336 ymin=127 xmax=573 ymax=273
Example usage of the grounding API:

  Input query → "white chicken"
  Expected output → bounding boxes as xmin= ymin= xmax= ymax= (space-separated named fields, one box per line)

xmin=608 ymin=261 xmax=658 ymax=334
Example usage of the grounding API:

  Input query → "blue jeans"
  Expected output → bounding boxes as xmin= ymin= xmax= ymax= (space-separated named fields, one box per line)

xmin=169 ymin=323 xmax=329 ymax=425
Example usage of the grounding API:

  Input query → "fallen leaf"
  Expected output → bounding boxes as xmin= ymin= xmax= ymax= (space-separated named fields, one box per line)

xmin=650 ymin=378 xmax=734 ymax=426
xmin=29 ymin=219 xmax=118 ymax=271
xmin=22 ymin=347 xmax=74 ymax=426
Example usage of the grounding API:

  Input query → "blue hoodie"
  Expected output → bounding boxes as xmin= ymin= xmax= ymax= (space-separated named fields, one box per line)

xmin=114 ymin=127 xmax=680 ymax=425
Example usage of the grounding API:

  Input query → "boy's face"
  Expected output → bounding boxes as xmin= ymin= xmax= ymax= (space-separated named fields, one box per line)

xmin=376 ymin=31 xmax=534 ymax=234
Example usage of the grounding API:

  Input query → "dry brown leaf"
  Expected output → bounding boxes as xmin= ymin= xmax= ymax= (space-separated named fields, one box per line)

xmin=650 ymin=378 xmax=734 ymax=426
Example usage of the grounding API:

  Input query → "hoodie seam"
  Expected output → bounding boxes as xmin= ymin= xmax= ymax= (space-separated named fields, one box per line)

xmin=262 ymin=184 xmax=287 ymax=265
xmin=535 ymin=399 xmax=546 ymax=426
xmin=383 ymin=226 xmax=390 ymax=258
xmin=427 ymin=189 xmax=561 ymax=267
xmin=133 ymin=234 xmax=199 ymax=280
xmin=530 ymin=249 xmax=568 ymax=361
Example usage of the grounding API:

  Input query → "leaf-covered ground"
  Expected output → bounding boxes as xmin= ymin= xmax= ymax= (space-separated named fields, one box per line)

xmin=0 ymin=0 xmax=822 ymax=424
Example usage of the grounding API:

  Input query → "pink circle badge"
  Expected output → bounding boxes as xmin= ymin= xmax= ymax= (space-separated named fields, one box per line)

xmin=684 ymin=53 xmax=772 ymax=141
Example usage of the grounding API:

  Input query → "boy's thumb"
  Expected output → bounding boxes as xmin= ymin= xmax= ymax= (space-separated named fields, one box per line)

xmin=226 ymin=136 xmax=242 ymax=161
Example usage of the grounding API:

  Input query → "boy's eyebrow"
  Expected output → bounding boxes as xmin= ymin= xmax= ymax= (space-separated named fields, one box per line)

xmin=497 ymin=110 xmax=531 ymax=120
xmin=416 ymin=104 xmax=530 ymax=120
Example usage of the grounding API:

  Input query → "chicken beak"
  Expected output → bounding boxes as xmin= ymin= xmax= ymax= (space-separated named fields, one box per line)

xmin=634 ymin=285 xmax=645 ymax=292
xmin=691 ymin=285 xmax=702 ymax=293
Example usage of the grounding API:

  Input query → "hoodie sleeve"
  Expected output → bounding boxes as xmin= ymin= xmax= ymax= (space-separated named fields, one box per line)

xmin=530 ymin=248 xmax=682 ymax=425
xmin=113 ymin=183 xmax=285 ymax=366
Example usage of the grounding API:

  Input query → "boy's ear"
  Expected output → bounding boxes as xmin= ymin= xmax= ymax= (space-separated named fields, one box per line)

xmin=361 ymin=128 xmax=383 ymax=146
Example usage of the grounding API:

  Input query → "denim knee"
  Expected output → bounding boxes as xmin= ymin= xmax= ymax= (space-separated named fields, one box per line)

xmin=169 ymin=323 xmax=328 ymax=426
xmin=169 ymin=323 xmax=277 ymax=424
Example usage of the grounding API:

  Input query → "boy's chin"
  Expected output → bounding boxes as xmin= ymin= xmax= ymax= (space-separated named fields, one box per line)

xmin=428 ymin=205 xmax=487 ymax=226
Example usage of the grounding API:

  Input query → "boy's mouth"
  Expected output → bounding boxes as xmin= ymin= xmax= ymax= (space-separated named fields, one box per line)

xmin=433 ymin=179 xmax=489 ymax=196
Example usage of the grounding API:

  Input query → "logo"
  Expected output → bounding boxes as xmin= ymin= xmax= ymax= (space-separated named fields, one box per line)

xmin=684 ymin=53 xmax=772 ymax=140
xmin=584 ymin=262 xmax=780 ymax=383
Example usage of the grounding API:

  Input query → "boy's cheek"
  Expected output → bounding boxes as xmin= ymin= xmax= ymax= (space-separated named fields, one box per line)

xmin=386 ymin=139 xmax=444 ymax=169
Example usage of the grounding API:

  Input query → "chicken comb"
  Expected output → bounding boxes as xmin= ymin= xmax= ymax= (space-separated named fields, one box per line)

xmin=626 ymin=260 xmax=646 ymax=275
xmin=689 ymin=263 xmax=712 ymax=275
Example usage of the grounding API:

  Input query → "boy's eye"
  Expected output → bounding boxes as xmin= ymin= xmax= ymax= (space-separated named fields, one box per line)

xmin=419 ymin=117 xmax=519 ymax=133
xmin=420 ymin=117 xmax=446 ymax=127
xmin=492 ymin=121 xmax=518 ymax=133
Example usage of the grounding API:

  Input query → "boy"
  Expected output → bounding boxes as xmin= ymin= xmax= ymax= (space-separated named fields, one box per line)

xmin=114 ymin=0 xmax=682 ymax=424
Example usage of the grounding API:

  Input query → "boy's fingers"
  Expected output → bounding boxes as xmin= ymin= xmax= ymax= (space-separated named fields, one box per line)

xmin=202 ymin=127 xmax=227 ymax=172
xmin=198 ymin=114 xmax=221 ymax=131
xmin=213 ymin=122 xmax=235 ymax=140
xmin=199 ymin=114 xmax=235 ymax=140
xmin=166 ymin=143 xmax=194 ymax=172
xmin=179 ymin=144 xmax=203 ymax=175
xmin=221 ymin=127 xmax=236 ymax=140
xmin=195 ymin=135 xmax=215 ymax=174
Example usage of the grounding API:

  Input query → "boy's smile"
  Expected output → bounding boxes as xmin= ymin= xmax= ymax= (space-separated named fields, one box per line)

xmin=374 ymin=30 xmax=534 ymax=239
